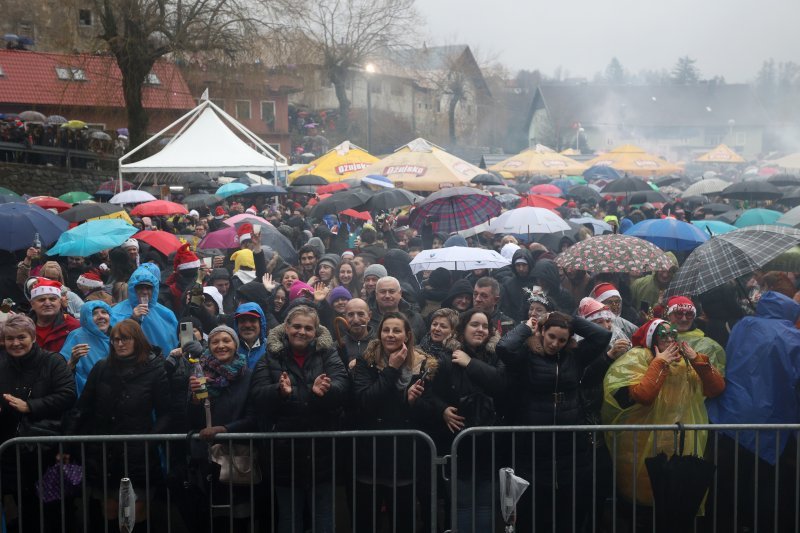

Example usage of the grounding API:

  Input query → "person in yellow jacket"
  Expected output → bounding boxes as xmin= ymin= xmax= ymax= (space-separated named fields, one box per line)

xmin=601 ymin=318 xmax=725 ymax=505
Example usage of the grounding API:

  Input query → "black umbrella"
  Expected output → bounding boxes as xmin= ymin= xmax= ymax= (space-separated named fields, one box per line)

xmin=678 ymin=195 xmax=710 ymax=208
xmin=626 ymin=190 xmax=670 ymax=205
xmin=487 ymin=185 xmax=518 ymax=195
xmin=309 ymin=190 xmax=372 ymax=218
xmin=601 ymin=176 xmax=652 ymax=193
xmin=238 ymin=184 xmax=288 ymax=197
xmin=286 ymin=186 xmax=318 ymax=196
xmin=696 ymin=202 xmax=734 ymax=215
xmin=59 ymin=203 xmax=124 ymax=223
xmin=768 ymin=173 xmax=800 ymax=187
xmin=645 ymin=424 xmax=716 ymax=533
xmin=291 ymin=174 xmax=328 ymax=186
xmin=182 ymin=193 xmax=222 ymax=210
xmin=654 ymin=174 xmax=684 ymax=187
xmin=710 ymin=209 xmax=744 ymax=224
xmin=567 ymin=185 xmax=602 ymax=203
xmin=778 ymin=186 xmax=800 ymax=207
xmin=720 ymin=181 xmax=783 ymax=201
xmin=471 ymin=173 xmax=504 ymax=186
xmin=178 ymin=173 xmax=217 ymax=188
xmin=363 ymin=188 xmax=422 ymax=212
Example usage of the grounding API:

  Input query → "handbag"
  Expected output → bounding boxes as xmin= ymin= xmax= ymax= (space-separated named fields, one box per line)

xmin=459 ymin=391 xmax=496 ymax=427
xmin=35 ymin=463 xmax=83 ymax=502
xmin=209 ymin=443 xmax=262 ymax=485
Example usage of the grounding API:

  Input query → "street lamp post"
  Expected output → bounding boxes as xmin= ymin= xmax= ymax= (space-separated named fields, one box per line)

xmin=365 ymin=63 xmax=376 ymax=153
xmin=576 ymin=127 xmax=584 ymax=151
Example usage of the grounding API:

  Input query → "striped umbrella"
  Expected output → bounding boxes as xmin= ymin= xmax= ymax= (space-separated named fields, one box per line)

xmin=409 ymin=187 xmax=501 ymax=233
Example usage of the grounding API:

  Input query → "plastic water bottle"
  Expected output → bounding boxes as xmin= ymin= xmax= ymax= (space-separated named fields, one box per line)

xmin=189 ymin=358 xmax=208 ymax=400
xmin=32 ymin=232 xmax=41 ymax=249
xmin=118 ymin=478 xmax=136 ymax=532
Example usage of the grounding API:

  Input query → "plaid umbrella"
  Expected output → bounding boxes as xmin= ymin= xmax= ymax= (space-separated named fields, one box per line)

xmin=667 ymin=225 xmax=800 ymax=297
xmin=720 ymin=181 xmax=782 ymax=201
xmin=409 ymin=187 xmax=502 ymax=233
xmin=555 ymin=234 xmax=675 ymax=273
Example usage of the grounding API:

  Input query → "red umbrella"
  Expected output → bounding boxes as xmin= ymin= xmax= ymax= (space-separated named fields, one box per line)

xmin=308 ymin=193 xmax=332 ymax=207
xmin=28 ymin=196 xmax=72 ymax=212
xmin=130 ymin=200 xmax=188 ymax=217
xmin=340 ymin=209 xmax=372 ymax=221
xmin=317 ymin=182 xmax=349 ymax=194
xmin=134 ymin=230 xmax=183 ymax=255
xmin=529 ymin=184 xmax=564 ymax=197
xmin=517 ymin=194 xmax=566 ymax=210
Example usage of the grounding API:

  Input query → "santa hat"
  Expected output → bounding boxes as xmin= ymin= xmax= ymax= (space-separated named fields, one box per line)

xmin=237 ymin=223 xmax=254 ymax=243
xmin=174 ymin=243 xmax=201 ymax=271
xmin=666 ymin=295 xmax=695 ymax=316
xmin=214 ymin=206 xmax=227 ymax=219
xmin=591 ymin=282 xmax=620 ymax=303
xmin=77 ymin=271 xmax=104 ymax=289
xmin=30 ymin=277 xmax=62 ymax=300
xmin=631 ymin=319 xmax=667 ymax=349
xmin=245 ymin=205 xmax=257 ymax=215
xmin=121 ymin=238 xmax=139 ymax=251
xmin=578 ymin=297 xmax=615 ymax=322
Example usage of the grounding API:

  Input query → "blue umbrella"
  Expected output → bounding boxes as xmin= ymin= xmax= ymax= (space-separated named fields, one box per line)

xmin=0 ymin=203 xmax=69 ymax=252
xmin=733 ymin=208 xmax=784 ymax=228
xmin=362 ymin=175 xmax=395 ymax=189
xmin=0 ymin=194 xmax=26 ymax=205
xmin=583 ymin=165 xmax=622 ymax=181
xmin=624 ymin=217 xmax=709 ymax=251
xmin=47 ymin=219 xmax=137 ymax=257
xmin=216 ymin=182 xmax=248 ymax=199
xmin=550 ymin=179 xmax=575 ymax=195
xmin=692 ymin=220 xmax=738 ymax=236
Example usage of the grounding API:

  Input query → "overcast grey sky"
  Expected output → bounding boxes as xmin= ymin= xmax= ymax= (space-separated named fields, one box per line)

xmin=417 ymin=0 xmax=800 ymax=83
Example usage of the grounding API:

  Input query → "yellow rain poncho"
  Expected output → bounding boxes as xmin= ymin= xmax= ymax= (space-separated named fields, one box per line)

xmin=601 ymin=344 xmax=724 ymax=505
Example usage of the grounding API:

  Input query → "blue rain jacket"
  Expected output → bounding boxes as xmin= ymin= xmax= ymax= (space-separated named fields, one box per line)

xmin=60 ymin=301 xmax=118 ymax=395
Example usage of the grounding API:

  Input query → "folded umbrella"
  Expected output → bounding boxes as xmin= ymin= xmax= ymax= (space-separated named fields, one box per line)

xmin=110 ymin=190 xmax=157 ymax=204
xmin=667 ymin=225 xmax=800 ymax=296
xmin=0 ymin=203 xmax=69 ymax=251
xmin=555 ymin=234 xmax=676 ymax=273
xmin=499 ymin=467 xmax=529 ymax=531
xmin=130 ymin=200 xmax=188 ymax=217
xmin=410 ymin=246 xmax=510 ymax=274
xmin=48 ymin=219 xmax=137 ymax=257
xmin=624 ymin=217 xmax=709 ymax=251
xmin=133 ymin=230 xmax=183 ymax=256
xmin=60 ymin=203 xmax=124 ymax=223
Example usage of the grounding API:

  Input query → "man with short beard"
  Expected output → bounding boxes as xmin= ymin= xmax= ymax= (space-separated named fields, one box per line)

xmin=297 ymin=245 xmax=319 ymax=282
xmin=233 ymin=303 xmax=267 ymax=368
xmin=339 ymin=298 xmax=374 ymax=368
xmin=27 ymin=278 xmax=79 ymax=352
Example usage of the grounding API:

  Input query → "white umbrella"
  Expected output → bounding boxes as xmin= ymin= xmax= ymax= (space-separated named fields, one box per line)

xmin=682 ymin=178 xmax=730 ymax=197
xmin=409 ymin=246 xmax=510 ymax=274
xmin=487 ymin=207 xmax=571 ymax=235
xmin=109 ymin=190 xmax=157 ymax=204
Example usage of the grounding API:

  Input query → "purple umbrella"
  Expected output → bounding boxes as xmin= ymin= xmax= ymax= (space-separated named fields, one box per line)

xmin=198 ymin=226 xmax=238 ymax=250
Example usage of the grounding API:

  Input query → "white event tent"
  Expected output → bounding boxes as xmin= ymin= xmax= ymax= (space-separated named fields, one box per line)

xmin=118 ymin=93 xmax=288 ymax=187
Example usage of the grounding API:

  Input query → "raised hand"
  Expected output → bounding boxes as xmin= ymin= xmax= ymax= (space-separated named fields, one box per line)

xmin=388 ymin=344 xmax=408 ymax=369
xmin=312 ymin=374 xmax=332 ymax=397
xmin=279 ymin=371 xmax=293 ymax=398
xmin=262 ymin=273 xmax=277 ymax=292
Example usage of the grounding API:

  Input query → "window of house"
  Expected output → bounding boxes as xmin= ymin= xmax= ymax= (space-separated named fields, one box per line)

xmin=435 ymin=98 xmax=441 ymax=113
xmin=0 ymin=65 xmax=6 ymax=77
xmin=71 ymin=68 xmax=87 ymax=81
xmin=55 ymin=67 xmax=70 ymax=80
xmin=78 ymin=9 xmax=92 ymax=26
xmin=735 ymin=131 xmax=746 ymax=146
xmin=235 ymin=100 xmax=251 ymax=120
xmin=268 ymin=143 xmax=281 ymax=153
xmin=261 ymin=101 xmax=276 ymax=125
xmin=211 ymin=99 xmax=225 ymax=110
xmin=17 ymin=22 xmax=33 ymax=39
xmin=370 ymin=80 xmax=382 ymax=94
xmin=144 ymin=72 xmax=161 ymax=85
xmin=87 ymin=123 xmax=106 ymax=130
xmin=390 ymin=80 xmax=404 ymax=96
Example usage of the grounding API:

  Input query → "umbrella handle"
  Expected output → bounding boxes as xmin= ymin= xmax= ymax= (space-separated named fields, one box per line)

xmin=675 ymin=422 xmax=686 ymax=455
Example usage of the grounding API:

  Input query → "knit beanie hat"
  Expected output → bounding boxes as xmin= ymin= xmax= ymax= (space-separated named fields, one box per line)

xmin=208 ymin=325 xmax=239 ymax=351
xmin=327 ymin=286 xmax=352 ymax=305
xmin=121 ymin=238 xmax=139 ymax=251
xmin=289 ymin=280 xmax=314 ymax=301
xmin=363 ymin=263 xmax=388 ymax=280
xmin=230 ymin=249 xmax=255 ymax=273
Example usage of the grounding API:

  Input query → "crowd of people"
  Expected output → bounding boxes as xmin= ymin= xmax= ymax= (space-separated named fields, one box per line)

xmin=0 ymin=192 xmax=799 ymax=532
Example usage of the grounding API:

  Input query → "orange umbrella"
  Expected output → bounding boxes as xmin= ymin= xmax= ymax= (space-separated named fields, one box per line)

xmin=340 ymin=209 xmax=372 ymax=221
xmin=518 ymin=194 xmax=566 ymax=210
xmin=317 ymin=182 xmax=349 ymax=194
xmin=130 ymin=200 xmax=188 ymax=217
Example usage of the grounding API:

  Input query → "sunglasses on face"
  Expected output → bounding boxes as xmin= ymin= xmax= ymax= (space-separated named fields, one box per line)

xmin=656 ymin=326 xmax=678 ymax=340
xmin=671 ymin=311 xmax=695 ymax=319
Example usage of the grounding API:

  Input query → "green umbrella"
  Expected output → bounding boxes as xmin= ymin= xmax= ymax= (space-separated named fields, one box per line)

xmin=566 ymin=175 xmax=588 ymax=185
xmin=58 ymin=191 xmax=94 ymax=204
xmin=648 ymin=181 xmax=660 ymax=191
xmin=763 ymin=246 xmax=800 ymax=272
xmin=0 ymin=187 xmax=20 ymax=197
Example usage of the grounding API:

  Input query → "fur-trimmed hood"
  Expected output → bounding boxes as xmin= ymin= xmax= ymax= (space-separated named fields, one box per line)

xmin=361 ymin=339 xmax=439 ymax=378
xmin=448 ymin=332 xmax=500 ymax=359
xmin=267 ymin=322 xmax=335 ymax=355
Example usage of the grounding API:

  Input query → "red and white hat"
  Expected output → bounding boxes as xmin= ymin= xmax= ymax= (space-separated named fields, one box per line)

xmin=666 ymin=295 xmax=695 ymax=316
xmin=77 ymin=271 xmax=104 ymax=289
xmin=237 ymin=223 xmax=254 ymax=243
xmin=246 ymin=205 xmax=257 ymax=215
xmin=591 ymin=282 xmax=620 ymax=303
xmin=578 ymin=297 xmax=614 ymax=322
xmin=30 ymin=277 xmax=63 ymax=300
xmin=174 ymin=243 xmax=201 ymax=271
xmin=214 ymin=206 xmax=227 ymax=219
xmin=631 ymin=318 xmax=667 ymax=349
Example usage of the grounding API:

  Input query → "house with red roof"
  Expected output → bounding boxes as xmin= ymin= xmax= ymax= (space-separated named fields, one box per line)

xmin=0 ymin=49 xmax=195 ymax=132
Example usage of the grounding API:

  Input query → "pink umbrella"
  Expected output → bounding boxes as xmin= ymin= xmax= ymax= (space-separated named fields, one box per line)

xmin=529 ymin=184 xmax=564 ymax=197
xmin=197 ymin=226 xmax=238 ymax=250
xmin=758 ymin=166 xmax=779 ymax=177
xmin=223 ymin=213 xmax=272 ymax=227
xmin=130 ymin=200 xmax=188 ymax=217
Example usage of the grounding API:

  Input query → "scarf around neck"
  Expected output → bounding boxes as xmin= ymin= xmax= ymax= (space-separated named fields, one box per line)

xmin=200 ymin=351 xmax=247 ymax=396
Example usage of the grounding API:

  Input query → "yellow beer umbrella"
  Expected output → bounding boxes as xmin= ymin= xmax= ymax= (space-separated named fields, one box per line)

xmin=88 ymin=210 xmax=133 ymax=224
xmin=584 ymin=144 xmax=683 ymax=177
xmin=695 ymin=144 xmax=746 ymax=164
xmin=349 ymin=138 xmax=482 ymax=192
xmin=489 ymin=144 xmax=588 ymax=178
xmin=288 ymin=141 xmax=378 ymax=184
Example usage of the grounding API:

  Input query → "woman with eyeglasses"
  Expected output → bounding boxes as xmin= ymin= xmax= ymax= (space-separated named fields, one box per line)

xmin=601 ymin=318 xmax=725 ymax=509
xmin=0 ymin=314 xmax=76 ymax=532
xmin=68 ymin=319 xmax=171 ymax=531
xmin=497 ymin=310 xmax=612 ymax=532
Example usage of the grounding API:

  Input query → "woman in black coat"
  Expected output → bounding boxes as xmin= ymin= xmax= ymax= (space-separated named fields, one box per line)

xmin=0 ymin=314 xmax=76 ymax=533
xmin=497 ymin=311 xmax=611 ymax=533
xmin=69 ymin=319 xmax=171 ymax=531
xmin=248 ymin=305 xmax=348 ymax=533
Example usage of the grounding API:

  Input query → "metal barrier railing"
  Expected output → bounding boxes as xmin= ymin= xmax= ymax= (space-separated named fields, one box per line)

xmin=1 ymin=424 xmax=798 ymax=532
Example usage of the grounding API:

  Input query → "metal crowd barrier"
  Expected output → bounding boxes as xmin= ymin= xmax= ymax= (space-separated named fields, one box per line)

xmin=1 ymin=425 xmax=798 ymax=532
